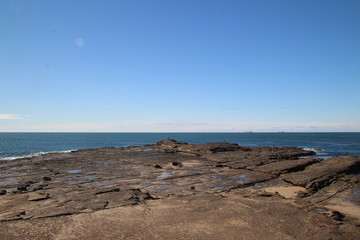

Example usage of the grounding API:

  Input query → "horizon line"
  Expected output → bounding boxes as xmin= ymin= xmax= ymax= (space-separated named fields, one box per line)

xmin=1 ymin=131 xmax=360 ymax=134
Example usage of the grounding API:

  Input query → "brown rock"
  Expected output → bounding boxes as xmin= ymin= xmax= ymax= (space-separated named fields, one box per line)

xmin=250 ymin=158 xmax=320 ymax=175
xmin=281 ymin=156 xmax=360 ymax=190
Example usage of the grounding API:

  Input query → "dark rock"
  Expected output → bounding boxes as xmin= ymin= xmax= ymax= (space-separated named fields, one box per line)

xmin=154 ymin=165 xmax=162 ymax=169
xmin=156 ymin=140 xmax=240 ymax=155
xmin=16 ymin=211 xmax=26 ymax=216
xmin=329 ymin=211 xmax=345 ymax=221
xmin=141 ymin=192 xmax=153 ymax=200
xmin=0 ymin=190 xmax=6 ymax=195
xmin=157 ymin=139 xmax=179 ymax=146
xmin=172 ymin=161 xmax=182 ymax=167
xmin=164 ymin=149 xmax=177 ymax=153
xmin=32 ymin=186 xmax=45 ymax=191
xmin=95 ymin=188 xmax=120 ymax=195
xmin=258 ymin=192 xmax=274 ymax=197
xmin=178 ymin=142 xmax=240 ymax=154
xmin=42 ymin=176 xmax=52 ymax=181
xmin=17 ymin=185 xmax=28 ymax=191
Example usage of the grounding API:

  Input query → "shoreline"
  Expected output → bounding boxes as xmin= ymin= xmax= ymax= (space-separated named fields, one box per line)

xmin=0 ymin=145 xmax=348 ymax=161
xmin=0 ymin=140 xmax=359 ymax=239
xmin=0 ymin=149 xmax=77 ymax=161
xmin=2 ymin=132 xmax=360 ymax=160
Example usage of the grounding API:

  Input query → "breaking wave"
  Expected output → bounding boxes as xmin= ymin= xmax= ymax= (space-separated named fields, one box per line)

xmin=0 ymin=149 xmax=77 ymax=161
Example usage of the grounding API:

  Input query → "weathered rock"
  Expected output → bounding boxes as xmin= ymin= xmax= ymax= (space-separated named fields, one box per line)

xmin=156 ymin=139 xmax=182 ymax=146
xmin=268 ymin=147 xmax=316 ymax=159
xmin=0 ymin=186 xmax=154 ymax=221
xmin=156 ymin=139 xmax=240 ymax=155
xmin=249 ymin=158 xmax=320 ymax=175
xmin=281 ymin=156 xmax=360 ymax=190
xmin=156 ymin=139 xmax=183 ymax=152
xmin=191 ymin=146 xmax=315 ymax=169
xmin=28 ymin=192 xmax=50 ymax=201
xmin=0 ymin=140 xmax=359 ymax=239
xmin=1 ymin=194 xmax=359 ymax=240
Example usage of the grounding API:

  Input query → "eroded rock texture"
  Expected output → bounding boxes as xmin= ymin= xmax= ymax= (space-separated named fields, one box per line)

xmin=0 ymin=140 xmax=359 ymax=239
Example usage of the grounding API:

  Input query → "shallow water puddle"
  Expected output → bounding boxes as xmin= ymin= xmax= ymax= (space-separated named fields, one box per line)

xmin=231 ymin=174 xmax=248 ymax=180
xmin=229 ymin=174 xmax=250 ymax=184
xmin=82 ymin=176 xmax=97 ymax=180
xmin=68 ymin=181 xmax=79 ymax=185
xmin=236 ymin=179 xmax=249 ymax=184
xmin=153 ymin=186 xmax=170 ymax=192
xmin=67 ymin=169 xmax=81 ymax=174
xmin=0 ymin=177 xmax=19 ymax=186
xmin=343 ymin=188 xmax=360 ymax=203
xmin=157 ymin=173 xmax=173 ymax=178
xmin=211 ymin=176 xmax=223 ymax=181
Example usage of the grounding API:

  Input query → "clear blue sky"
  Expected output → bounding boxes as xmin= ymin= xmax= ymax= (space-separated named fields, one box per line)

xmin=1 ymin=0 xmax=359 ymax=132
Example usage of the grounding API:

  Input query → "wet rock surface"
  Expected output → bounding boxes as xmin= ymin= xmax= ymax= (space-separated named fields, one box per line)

xmin=0 ymin=140 xmax=359 ymax=239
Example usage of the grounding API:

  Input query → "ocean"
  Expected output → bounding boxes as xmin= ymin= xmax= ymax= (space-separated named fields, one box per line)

xmin=0 ymin=132 xmax=359 ymax=160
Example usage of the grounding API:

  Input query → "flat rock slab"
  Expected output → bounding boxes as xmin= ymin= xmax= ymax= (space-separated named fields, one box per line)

xmin=0 ymin=186 xmax=152 ymax=221
xmin=0 ymin=194 xmax=357 ymax=240
xmin=321 ymin=183 xmax=360 ymax=221
xmin=199 ymin=147 xmax=315 ymax=169
xmin=154 ymin=140 xmax=315 ymax=167
xmin=249 ymin=158 xmax=320 ymax=175
xmin=303 ymin=176 xmax=360 ymax=223
xmin=281 ymin=156 xmax=360 ymax=190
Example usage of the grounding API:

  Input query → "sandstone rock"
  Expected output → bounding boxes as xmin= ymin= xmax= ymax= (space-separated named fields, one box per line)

xmin=178 ymin=142 xmax=240 ymax=154
xmin=250 ymin=158 xmax=320 ymax=175
xmin=281 ymin=156 xmax=360 ymax=190
xmin=28 ymin=192 xmax=50 ymax=201
xmin=156 ymin=139 xmax=240 ymax=155
xmin=0 ymin=140 xmax=359 ymax=238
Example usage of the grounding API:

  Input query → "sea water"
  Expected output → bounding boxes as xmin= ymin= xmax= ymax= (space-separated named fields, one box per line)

xmin=0 ymin=132 xmax=359 ymax=160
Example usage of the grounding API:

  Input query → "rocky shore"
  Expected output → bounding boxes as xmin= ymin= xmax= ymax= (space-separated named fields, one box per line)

xmin=0 ymin=140 xmax=359 ymax=239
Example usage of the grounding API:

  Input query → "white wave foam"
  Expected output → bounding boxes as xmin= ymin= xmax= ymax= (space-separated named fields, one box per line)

xmin=0 ymin=149 xmax=77 ymax=161
xmin=302 ymin=147 xmax=330 ymax=156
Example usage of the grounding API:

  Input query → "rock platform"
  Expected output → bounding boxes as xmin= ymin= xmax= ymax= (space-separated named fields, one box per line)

xmin=0 ymin=140 xmax=359 ymax=239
